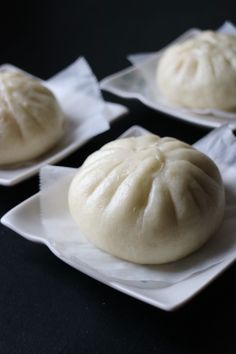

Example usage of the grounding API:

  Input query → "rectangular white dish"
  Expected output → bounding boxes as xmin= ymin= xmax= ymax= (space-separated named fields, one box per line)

xmin=0 ymin=101 xmax=126 ymax=187
xmin=100 ymin=22 xmax=236 ymax=129
xmin=1 ymin=125 xmax=235 ymax=311
xmin=1 ymin=195 xmax=234 ymax=311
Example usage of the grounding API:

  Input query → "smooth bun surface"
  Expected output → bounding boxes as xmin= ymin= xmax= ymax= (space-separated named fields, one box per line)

xmin=68 ymin=134 xmax=225 ymax=264
xmin=156 ymin=31 xmax=236 ymax=111
xmin=0 ymin=70 xmax=64 ymax=165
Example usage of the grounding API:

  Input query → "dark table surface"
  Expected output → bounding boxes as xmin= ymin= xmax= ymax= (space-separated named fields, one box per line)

xmin=0 ymin=1 xmax=236 ymax=353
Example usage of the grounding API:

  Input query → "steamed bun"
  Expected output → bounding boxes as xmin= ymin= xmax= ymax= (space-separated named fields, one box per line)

xmin=68 ymin=134 xmax=225 ymax=264
xmin=0 ymin=69 xmax=64 ymax=165
xmin=156 ymin=31 xmax=236 ymax=111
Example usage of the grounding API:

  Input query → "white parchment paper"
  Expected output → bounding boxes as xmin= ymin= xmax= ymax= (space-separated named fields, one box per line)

xmin=39 ymin=125 xmax=236 ymax=286
xmin=45 ymin=57 xmax=126 ymax=132
xmin=100 ymin=21 xmax=236 ymax=126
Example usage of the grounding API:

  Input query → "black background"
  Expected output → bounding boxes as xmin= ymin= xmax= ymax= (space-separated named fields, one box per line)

xmin=0 ymin=1 xmax=236 ymax=353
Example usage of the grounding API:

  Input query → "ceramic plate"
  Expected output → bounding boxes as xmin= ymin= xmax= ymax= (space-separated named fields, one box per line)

xmin=1 ymin=125 xmax=235 ymax=311
xmin=1 ymin=191 xmax=234 ymax=311
xmin=0 ymin=102 xmax=127 ymax=186
xmin=100 ymin=29 xmax=236 ymax=129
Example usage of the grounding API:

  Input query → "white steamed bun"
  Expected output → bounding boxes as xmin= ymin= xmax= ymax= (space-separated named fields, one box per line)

xmin=0 ymin=69 xmax=64 ymax=165
xmin=156 ymin=31 xmax=236 ymax=111
xmin=68 ymin=134 xmax=225 ymax=264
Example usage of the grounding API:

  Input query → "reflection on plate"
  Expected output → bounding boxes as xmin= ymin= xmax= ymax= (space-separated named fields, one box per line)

xmin=1 ymin=126 xmax=235 ymax=311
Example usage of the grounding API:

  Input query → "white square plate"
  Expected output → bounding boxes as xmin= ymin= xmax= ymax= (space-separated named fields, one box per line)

xmin=0 ymin=102 xmax=127 ymax=187
xmin=1 ymin=125 xmax=235 ymax=311
xmin=100 ymin=27 xmax=236 ymax=129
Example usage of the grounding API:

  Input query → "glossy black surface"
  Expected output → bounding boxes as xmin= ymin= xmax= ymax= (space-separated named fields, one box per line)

xmin=0 ymin=1 xmax=235 ymax=353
